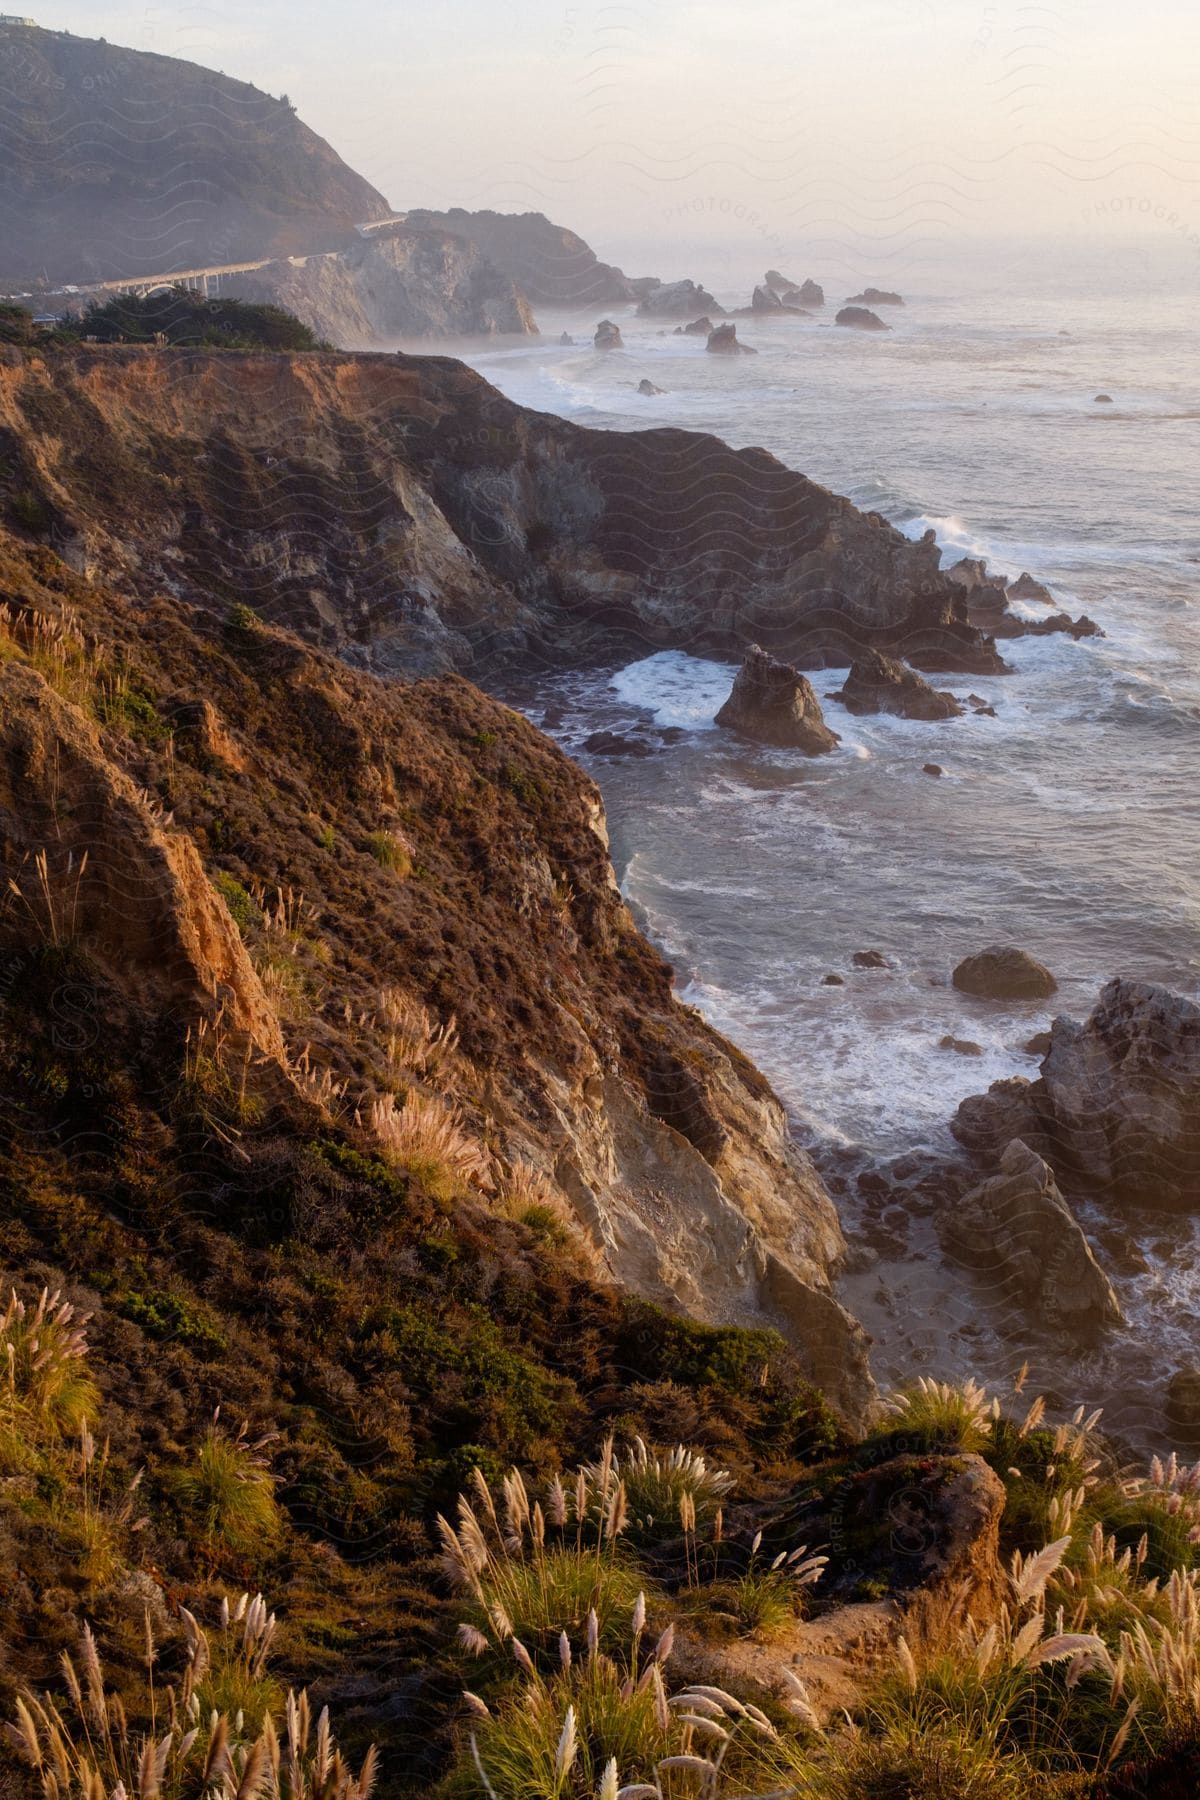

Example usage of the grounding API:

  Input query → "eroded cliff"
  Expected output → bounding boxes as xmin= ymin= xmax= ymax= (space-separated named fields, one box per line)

xmin=0 ymin=344 xmax=1001 ymax=677
xmin=0 ymin=524 xmax=872 ymax=1421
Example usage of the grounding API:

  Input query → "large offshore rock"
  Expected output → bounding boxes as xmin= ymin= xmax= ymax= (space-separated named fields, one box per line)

xmin=716 ymin=645 xmax=840 ymax=753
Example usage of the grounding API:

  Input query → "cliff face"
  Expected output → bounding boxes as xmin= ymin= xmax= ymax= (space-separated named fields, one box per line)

xmin=226 ymin=227 xmax=538 ymax=345
xmin=0 ymin=25 xmax=392 ymax=283
xmin=0 ymin=345 xmax=1002 ymax=676
xmin=0 ymin=521 xmax=873 ymax=1422
xmin=402 ymin=207 xmax=639 ymax=306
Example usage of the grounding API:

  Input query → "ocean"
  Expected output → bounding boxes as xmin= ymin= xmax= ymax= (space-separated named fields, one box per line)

xmin=460 ymin=237 xmax=1200 ymax=1441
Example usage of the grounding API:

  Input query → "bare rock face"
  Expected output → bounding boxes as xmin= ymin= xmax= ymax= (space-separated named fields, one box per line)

xmin=836 ymin=306 xmax=891 ymax=331
xmin=706 ymin=322 xmax=757 ymax=355
xmin=953 ymin=946 xmax=1058 ymax=1001
xmin=952 ymin=980 xmax=1200 ymax=1211
xmin=847 ymin=288 xmax=905 ymax=306
xmin=638 ymin=278 xmax=723 ymax=318
xmin=594 ymin=318 xmax=624 ymax=351
xmin=229 ymin=225 xmax=537 ymax=346
xmin=673 ymin=315 xmax=713 ymax=336
xmin=941 ymin=1139 xmax=1122 ymax=1331
xmin=716 ymin=645 xmax=840 ymax=753
xmin=838 ymin=649 xmax=964 ymax=720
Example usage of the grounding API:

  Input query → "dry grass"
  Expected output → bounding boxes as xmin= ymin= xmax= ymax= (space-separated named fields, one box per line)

xmin=369 ymin=1090 xmax=489 ymax=1199
xmin=377 ymin=986 xmax=459 ymax=1078
xmin=6 ymin=847 xmax=90 ymax=949
xmin=5 ymin=1595 xmax=377 ymax=1800
xmin=0 ymin=1286 xmax=100 ymax=1470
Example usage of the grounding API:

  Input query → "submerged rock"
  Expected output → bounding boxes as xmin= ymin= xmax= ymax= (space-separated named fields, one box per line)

xmin=847 ymin=287 xmax=904 ymax=305
xmin=558 ymin=331 xmax=574 ymax=345
xmin=715 ymin=644 xmax=840 ymax=752
xmin=594 ymin=319 xmax=623 ymax=351
xmin=706 ymin=322 xmax=757 ymax=355
xmin=923 ymin=762 xmax=944 ymax=777
xmin=583 ymin=730 xmax=655 ymax=757
xmin=953 ymin=946 xmax=1058 ymax=1001
xmin=940 ymin=1035 xmax=983 ymax=1057
xmin=838 ymin=649 xmax=964 ymax=721
xmin=853 ymin=949 xmax=889 ymax=970
xmin=1095 ymin=393 xmax=1114 ymax=404
xmin=636 ymin=378 xmax=665 ymax=395
xmin=941 ymin=1140 xmax=1123 ymax=1331
xmin=673 ymin=316 xmax=714 ymax=336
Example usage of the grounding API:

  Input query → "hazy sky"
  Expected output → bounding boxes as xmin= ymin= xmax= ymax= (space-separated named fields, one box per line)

xmin=42 ymin=0 xmax=1200 ymax=282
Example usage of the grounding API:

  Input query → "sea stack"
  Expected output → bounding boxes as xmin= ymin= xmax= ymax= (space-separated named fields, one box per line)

xmin=715 ymin=645 xmax=840 ymax=752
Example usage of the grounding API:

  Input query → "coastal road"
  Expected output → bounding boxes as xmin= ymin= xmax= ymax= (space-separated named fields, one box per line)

xmin=3 ymin=214 xmax=410 ymax=304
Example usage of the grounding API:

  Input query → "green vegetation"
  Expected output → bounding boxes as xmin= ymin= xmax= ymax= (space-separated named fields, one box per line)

xmin=75 ymin=290 xmax=332 ymax=352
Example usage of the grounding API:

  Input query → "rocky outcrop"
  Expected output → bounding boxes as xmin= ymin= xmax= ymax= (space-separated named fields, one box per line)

xmin=706 ymin=323 xmax=757 ymax=355
xmin=948 ymin=559 xmax=1102 ymax=641
xmin=673 ymin=316 xmax=713 ymax=336
xmin=837 ymin=650 xmax=963 ymax=720
xmin=956 ymin=981 xmax=1200 ymax=1209
xmin=0 ymin=345 xmax=1006 ymax=678
xmin=673 ymin=1453 xmax=1005 ymax=1721
xmin=847 ymin=288 xmax=904 ymax=306
xmin=953 ymin=947 xmax=1057 ymax=1002
xmin=715 ymin=646 xmax=840 ymax=753
xmin=639 ymin=279 xmax=723 ymax=318
xmin=0 ymin=660 xmax=288 ymax=1077
xmin=228 ymin=225 xmax=537 ymax=345
xmin=400 ymin=207 xmax=638 ymax=306
xmin=785 ymin=280 xmax=824 ymax=309
xmin=749 ymin=284 xmax=806 ymax=315
xmin=836 ymin=307 xmax=891 ymax=332
xmin=1007 ymin=572 xmax=1056 ymax=606
xmin=940 ymin=1140 xmax=1122 ymax=1331
xmin=636 ymin=379 xmax=664 ymax=395
xmin=594 ymin=319 xmax=624 ymax=351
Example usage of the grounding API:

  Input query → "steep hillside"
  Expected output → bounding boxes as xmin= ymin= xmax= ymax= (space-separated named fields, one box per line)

xmin=402 ymin=208 xmax=641 ymax=307
xmin=0 ymin=344 xmax=1002 ymax=676
xmin=0 ymin=23 xmax=392 ymax=282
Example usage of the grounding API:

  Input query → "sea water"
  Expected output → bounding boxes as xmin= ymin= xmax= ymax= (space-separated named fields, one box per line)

xmin=459 ymin=237 xmax=1200 ymax=1441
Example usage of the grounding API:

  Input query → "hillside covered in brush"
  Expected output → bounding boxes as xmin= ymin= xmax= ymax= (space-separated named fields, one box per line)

xmin=0 ymin=334 xmax=1196 ymax=1799
xmin=0 ymin=23 xmax=392 ymax=283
